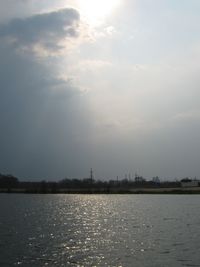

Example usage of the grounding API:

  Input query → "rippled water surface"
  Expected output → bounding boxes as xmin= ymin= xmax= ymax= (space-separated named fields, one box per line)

xmin=0 ymin=194 xmax=200 ymax=266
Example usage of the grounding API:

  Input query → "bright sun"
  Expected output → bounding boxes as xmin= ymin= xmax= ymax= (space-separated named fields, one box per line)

xmin=77 ymin=0 xmax=120 ymax=26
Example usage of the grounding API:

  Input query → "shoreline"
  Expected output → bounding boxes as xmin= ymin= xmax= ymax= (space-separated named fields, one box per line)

xmin=1 ymin=187 xmax=200 ymax=194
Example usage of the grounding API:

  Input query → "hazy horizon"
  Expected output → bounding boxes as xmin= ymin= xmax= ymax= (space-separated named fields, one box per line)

xmin=0 ymin=0 xmax=200 ymax=181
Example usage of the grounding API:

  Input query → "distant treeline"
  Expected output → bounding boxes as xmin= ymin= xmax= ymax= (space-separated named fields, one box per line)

xmin=0 ymin=173 xmax=182 ymax=193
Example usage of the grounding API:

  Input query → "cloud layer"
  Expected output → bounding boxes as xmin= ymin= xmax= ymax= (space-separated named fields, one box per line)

xmin=0 ymin=7 xmax=93 ymax=179
xmin=0 ymin=1 xmax=200 ymax=180
xmin=0 ymin=8 xmax=80 ymax=54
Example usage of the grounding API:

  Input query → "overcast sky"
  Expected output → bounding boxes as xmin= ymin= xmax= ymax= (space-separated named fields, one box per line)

xmin=0 ymin=0 xmax=200 ymax=181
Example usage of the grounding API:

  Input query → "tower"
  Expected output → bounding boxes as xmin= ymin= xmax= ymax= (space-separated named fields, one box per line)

xmin=90 ymin=168 xmax=93 ymax=182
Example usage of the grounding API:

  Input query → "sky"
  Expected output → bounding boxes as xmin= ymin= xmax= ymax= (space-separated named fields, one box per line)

xmin=0 ymin=0 xmax=200 ymax=181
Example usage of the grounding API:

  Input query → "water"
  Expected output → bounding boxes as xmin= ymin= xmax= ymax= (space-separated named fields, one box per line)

xmin=0 ymin=194 xmax=200 ymax=267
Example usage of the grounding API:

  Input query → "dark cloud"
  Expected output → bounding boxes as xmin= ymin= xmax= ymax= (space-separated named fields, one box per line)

xmin=0 ymin=8 xmax=80 ymax=52
xmin=0 ymin=7 xmax=94 ymax=180
xmin=0 ymin=43 xmax=93 ymax=180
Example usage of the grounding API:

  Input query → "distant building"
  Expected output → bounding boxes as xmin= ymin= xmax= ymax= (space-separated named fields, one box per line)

xmin=152 ymin=176 xmax=160 ymax=184
xmin=181 ymin=178 xmax=199 ymax=188
xmin=135 ymin=174 xmax=145 ymax=183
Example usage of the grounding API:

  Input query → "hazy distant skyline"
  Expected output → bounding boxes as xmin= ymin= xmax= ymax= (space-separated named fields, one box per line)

xmin=0 ymin=0 xmax=200 ymax=180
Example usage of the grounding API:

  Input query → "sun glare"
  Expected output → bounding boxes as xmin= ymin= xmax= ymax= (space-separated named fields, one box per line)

xmin=78 ymin=0 xmax=120 ymax=26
